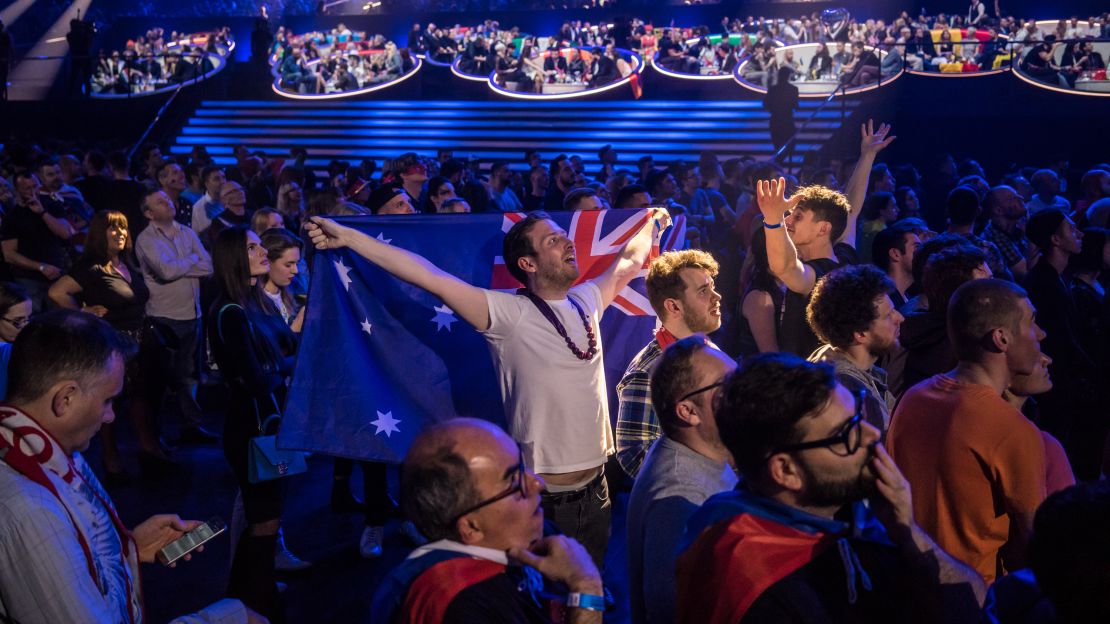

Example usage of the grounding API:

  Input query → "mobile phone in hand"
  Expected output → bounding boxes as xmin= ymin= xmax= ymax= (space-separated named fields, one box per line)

xmin=157 ymin=517 xmax=226 ymax=566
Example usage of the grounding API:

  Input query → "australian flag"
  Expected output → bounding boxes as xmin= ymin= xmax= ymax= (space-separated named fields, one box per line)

xmin=280 ymin=208 xmax=681 ymax=462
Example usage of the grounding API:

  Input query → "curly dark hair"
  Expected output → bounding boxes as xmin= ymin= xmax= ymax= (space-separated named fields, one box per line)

xmin=645 ymin=249 xmax=719 ymax=317
xmin=716 ymin=353 xmax=837 ymax=480
xmin=806 ymin=265 xmax=894 ymax=350
xmin=791 ymin=185 xmax=852 ymax=242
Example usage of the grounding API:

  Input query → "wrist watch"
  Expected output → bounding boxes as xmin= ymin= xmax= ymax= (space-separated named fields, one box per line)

xmin=565 ymin=592 xmax=605 ymax=611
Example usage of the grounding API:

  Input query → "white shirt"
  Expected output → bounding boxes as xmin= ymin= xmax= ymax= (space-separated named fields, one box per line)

xmin=482 ymin=282 xmax=613 ymax=474
xmin=191 ymin=193 xmax=219 ymax=234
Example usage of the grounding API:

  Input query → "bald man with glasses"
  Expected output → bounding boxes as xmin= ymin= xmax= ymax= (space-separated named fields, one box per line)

xmin=371 ymin=418 xmax=606 ymax=624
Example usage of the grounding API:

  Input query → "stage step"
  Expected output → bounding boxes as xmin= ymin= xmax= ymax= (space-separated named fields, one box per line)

xmin=169 ymin=99 xmax=860 ymax=171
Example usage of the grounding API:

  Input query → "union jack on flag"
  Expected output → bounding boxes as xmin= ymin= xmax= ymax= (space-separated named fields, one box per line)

xmin=490 ymin=209 xmax=685 ymax=316
xmin=281 ymin=209 xmax=677 ymax=462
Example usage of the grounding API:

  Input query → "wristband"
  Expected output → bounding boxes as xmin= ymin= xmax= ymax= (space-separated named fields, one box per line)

xmin=566 ymin=592 xmax=605 ymax=612
xmin=763 ymin=220 xmax=783 ymax=229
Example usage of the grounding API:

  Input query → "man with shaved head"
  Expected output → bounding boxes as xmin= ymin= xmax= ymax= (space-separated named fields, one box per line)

xmin=371 ymin=419 xmax=605 ymax=623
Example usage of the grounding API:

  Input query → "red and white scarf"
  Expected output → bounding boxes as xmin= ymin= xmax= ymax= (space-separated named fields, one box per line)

xmin=0 ymin=405 xmax=142 ymax=623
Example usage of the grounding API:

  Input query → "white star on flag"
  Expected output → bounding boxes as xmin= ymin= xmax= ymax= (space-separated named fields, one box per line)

xmin=376 ymin=233 xmax=392 ymax=244
xmin=431 ymin=304 xmax=458 ymax=332
xmin=370 ymin=410 xmax=400 ymax=438
xmin=361 ymin=319 xmax=373 ymax=335
xmin=334 ymin=258 xmax=353 ymax=291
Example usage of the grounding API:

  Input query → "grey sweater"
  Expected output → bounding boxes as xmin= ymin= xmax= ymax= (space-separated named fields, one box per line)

xmin=626 ymin=436 xmax=738 ymax=624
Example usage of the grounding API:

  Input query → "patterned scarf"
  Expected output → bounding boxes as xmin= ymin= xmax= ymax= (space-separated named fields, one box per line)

xmin=0 ymin=405 xmax=141 ymax=623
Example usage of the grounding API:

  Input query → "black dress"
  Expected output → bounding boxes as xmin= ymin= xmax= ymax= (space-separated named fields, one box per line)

xmin=70 ymin=259 xmax=149 ymax=334
xmin=208 ymin=296 xmax=296 ymax=524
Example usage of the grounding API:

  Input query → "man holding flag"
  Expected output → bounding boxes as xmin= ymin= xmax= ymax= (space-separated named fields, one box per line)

xmin=305 ymin=208 xmax=668 ymax=567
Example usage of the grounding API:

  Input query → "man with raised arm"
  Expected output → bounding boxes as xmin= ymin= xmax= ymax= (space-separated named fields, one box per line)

xmin=757 ymin=120 xmax=895 ymax=356
xmin=306 ymin=208 xmax=668 ymax=567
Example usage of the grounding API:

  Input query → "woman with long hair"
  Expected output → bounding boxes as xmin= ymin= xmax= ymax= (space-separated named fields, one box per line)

xmin=736 ymin=224 xmax=784 ymax=356
xmin=260 ymin=228 xmax=306 ymax=331
xmin=207 ymin=226 xmax=296 ymax=619
xmin=0 ymin=282 xmax=32 ymax=400
xmin=47 ymin=211 xmax=167 ymax=480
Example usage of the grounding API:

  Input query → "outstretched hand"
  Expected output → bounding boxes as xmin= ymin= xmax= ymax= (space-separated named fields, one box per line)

xmin=304 ymin=217 xmax=351 ymax=251
xmin=860 ymin=119 xmax=896 ymax=157
xmin=755 ymin=177 xmax=802 ymax=225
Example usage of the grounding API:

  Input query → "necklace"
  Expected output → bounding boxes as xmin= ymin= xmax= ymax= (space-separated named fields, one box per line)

xmin=518 ymin=289 xmax=597 ymax=361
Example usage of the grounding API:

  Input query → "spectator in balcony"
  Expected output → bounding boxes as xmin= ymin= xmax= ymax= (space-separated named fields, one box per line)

xmin=807 ymin=42 xmax=833 ymax=79
xmin=842 ymin=41 xmax=881 ymax=87
xmin=460 ymin=36 xmax=492 ymax=75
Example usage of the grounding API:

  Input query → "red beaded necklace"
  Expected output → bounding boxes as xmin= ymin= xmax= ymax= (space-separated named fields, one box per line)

xmin=518 ymin=289 xmax=597 ymax=360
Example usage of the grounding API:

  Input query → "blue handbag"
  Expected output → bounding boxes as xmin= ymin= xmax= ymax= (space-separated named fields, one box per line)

xmin=248 ymin=414 xmax=307 ymax=484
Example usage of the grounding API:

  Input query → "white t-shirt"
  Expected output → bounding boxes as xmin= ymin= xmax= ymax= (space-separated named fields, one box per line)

xmin=482 ymin=281 xmax=613 ymax=474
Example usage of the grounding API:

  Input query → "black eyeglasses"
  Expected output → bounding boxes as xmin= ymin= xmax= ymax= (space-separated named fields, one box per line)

xmin=0 ymin=316 xmax=30 ymax=329
xmin=768 ymin=389 xmax=868 ymax=458
xmin=677 ymin=380 xmax=725 ymax=404
xmin=452 ymin=449 xmax=529 ymax=524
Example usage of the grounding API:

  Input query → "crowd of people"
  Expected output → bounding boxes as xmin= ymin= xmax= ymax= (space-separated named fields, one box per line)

xmin=2 ymin=107 xmax=1110 ymax=624
xmin=648 ymin=11 xmax=1108 ymax=86
xmin=270 ymin=24 xmax=415 ymax=94
xmin=90 ymin=27 xmax=233 ymax=95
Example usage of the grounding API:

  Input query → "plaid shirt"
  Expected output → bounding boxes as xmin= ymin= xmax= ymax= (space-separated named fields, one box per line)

xmin=981 ymin=222 xmax=1028 ymax=270
xmin=615 ymin=338 xmax=665 ymax=479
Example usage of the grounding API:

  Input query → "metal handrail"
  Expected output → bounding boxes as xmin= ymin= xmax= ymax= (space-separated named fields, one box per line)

xmin=127 ymin=81 xmax=186 ymax=161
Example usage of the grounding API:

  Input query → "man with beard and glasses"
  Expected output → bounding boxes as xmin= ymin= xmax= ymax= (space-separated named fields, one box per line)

xmin=889 ymin=279 xmax=1048 ymax=583
xmin=806 ymin=264 xmax=903 ymax=433
xmin=306 ymin=209 xmax=668 ymax=568
xmin=675 ymin=354 xmax=985 ymax=624
xmin=627 ymin=337 xmax=737 ymax=624
xmin=615 ymin=249 xmax=723 ymax=479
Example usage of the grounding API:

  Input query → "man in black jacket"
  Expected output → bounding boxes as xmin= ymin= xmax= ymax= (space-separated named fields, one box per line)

xmin=1023 ymin=209 xmax=1104 ymax=479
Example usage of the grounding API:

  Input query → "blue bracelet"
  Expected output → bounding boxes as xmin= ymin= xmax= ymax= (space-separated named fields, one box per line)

xmin=566 ymin=592 xmax=606 ymax=611
xmin=763 ymin=220 xmax=783 ymax=229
